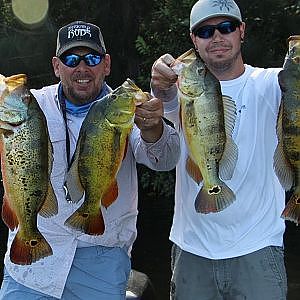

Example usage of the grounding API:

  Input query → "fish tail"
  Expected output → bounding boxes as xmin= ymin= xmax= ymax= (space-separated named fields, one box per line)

xmin=281 ymin=192 xmax=300 ymax=225
xmin=10 ymin=231 xmax=52 ymax=265
xmin=64 ymin=208 xmax=105 ymax=235
xmin=195 ymin=182 xmax=236 ymax=213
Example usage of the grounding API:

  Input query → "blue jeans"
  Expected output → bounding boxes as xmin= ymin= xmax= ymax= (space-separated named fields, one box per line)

xmin=170 ymin=244 xmax=287 ymax=300
xmin=0 ymin=245 xmax=131 ymax=299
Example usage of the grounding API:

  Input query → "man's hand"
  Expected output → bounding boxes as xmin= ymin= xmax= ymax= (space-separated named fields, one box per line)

xmin=135 ymin=96 xmax=164 ymax=143
xmin=151 ymin=54 xmax=178 ymax=102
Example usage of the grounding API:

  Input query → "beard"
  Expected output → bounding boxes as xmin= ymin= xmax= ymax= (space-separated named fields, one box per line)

xmin=67 ymin=87 xmax=99 ymax=104
xmin=206 ymin=47 xmax=241 ymax=76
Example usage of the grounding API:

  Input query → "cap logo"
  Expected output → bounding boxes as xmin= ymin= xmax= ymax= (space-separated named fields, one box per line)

xmin=67 ymin=24 xmax=91 ymax=39
xmin=212 ymin=0 xmax=235 ymax=11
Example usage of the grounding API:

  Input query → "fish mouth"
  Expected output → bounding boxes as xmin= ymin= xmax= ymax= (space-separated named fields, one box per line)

xmin=0 ymin=117 xmax=24 ymax=126
xmin=0 ymin=120 xmax=22 ymax=133
xmin=122 ymin=79 xmax=149 ymax=104
xmin=123 ymin=78 xmax=140 ymax=91
xmin=4 ymin=74 xmax=27 ymax=92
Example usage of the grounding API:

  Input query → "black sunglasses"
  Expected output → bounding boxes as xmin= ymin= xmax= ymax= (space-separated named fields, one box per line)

xmin=193 ymin=20 xmax=241 ymax=39
xmin=59 ymin=53 xmax=104 ymax=68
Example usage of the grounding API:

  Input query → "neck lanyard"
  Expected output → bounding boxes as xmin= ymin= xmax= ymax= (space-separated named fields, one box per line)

xmin=57 ymin=82 xmax=111 ymax=168
xmin=58 ymin=85 xmax=71 ymax=168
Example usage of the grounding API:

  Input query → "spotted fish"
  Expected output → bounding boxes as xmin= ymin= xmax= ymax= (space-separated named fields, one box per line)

xmin=174 ymin=49 xmax=238 ymax=213
xmin=65 ymin=79 xmax=149 ymax=234
xmin=274 ymin=36 xmax=300 ymax=224
xmin=0 ymin=74 xmax=57 ymax=265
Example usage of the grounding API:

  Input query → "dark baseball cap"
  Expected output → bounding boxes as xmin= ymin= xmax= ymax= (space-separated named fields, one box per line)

xmin=56 ymin=21 xmax=106 ymax=57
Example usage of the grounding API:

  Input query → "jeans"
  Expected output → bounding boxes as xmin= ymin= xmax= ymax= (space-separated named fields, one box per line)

xmin=0 ymin=245 xmax=131 ymax=299
xmin=170 ymin=244 xmax=287 ymax=300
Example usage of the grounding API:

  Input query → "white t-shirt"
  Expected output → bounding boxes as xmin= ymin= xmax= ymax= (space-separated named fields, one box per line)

xmin=164 ymin=64 xmax=286 ymax=259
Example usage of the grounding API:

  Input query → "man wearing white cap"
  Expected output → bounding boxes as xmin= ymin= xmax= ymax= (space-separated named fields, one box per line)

xmin=151 ymin=0 xmax=288 ymax=299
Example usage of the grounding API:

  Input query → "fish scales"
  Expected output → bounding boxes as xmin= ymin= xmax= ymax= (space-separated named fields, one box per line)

xmin=274 ymin=36 xmax=300 ymax=224
xmin=176 ymin=49 xmax=238 ymax=213
xmin=65 ymin=79 xmax=149 ymax=235
xmin=0 ymin=74 xmax=57 ymax=265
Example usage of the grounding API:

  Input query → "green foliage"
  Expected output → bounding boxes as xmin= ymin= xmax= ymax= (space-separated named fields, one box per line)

xmin=135 ymin=0 xmax=194 ymax=89
xmin=0 ymin=0 xmax=14 ymax=25
xmin=239 ymin=0 xmax=300 ymax=67
xmin=138 ymin=165 xmax=175 ymax=199
xmin=135 ymin=36 xmax=151 ymax=56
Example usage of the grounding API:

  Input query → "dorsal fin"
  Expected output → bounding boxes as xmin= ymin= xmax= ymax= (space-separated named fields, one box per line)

xmin=219 ymin=95 xmax=238 ymax=180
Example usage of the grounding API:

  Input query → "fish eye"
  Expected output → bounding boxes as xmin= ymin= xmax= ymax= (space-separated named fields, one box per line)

xmin=197 ymin=67 xmax=205 ymax=75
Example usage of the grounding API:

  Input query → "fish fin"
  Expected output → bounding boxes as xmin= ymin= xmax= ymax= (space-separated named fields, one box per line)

xmin=186 ymin=156 xmax=203 ymax=184
xmin=1 ymin=195 xmax=18 ymax=230
xmin=10 ymin=231 xmax=53 ymax=265
xmin=222 ymin=95 xmax=237 ymax=134
xmin=273 ymin=104 xmax=294 ymax=190
xmin=65 ymin=152 xmax=85 ymax=203
xmin=194 ymin=181 xmax=235 ymax=213
xmin=278 ymin=69 xmax=287 ymax=92
xmin=123 ymin=138 xmax=129 ymax=161
xmin=219 ymin=136 xmax=238 ymax=180
xmin=219 ymin=95 xmax=238 ymax=180
xmin=102 ymin=180 xmax=119 ymax=208
xmin=39 ymin=183 xmax=58 ymax=217
xmin=281 ymin=190 xmax=300 ymax=225
xmin=64 ymin=207 xmax=105 ymax=235
xmin=273 ymin=143 xmax=294 ymax=190
xmin=179 ymin=105 xmax=182 ymax=128
xmin=47 ymin=135 xmax=54 ymax=176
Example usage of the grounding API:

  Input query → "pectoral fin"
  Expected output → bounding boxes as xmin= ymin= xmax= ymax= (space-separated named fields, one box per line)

xmin=186 ymin=156 xmax=203 ymax=184
xmin=102 ymin=180 xmax=119 ymax=208
xmin=1 ymin=195 xmax=19 ymax=230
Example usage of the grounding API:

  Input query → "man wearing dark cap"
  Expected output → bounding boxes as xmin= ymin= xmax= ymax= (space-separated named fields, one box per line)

xmin=0 ymin=21 xmax=180 ymax=300
xmin=151 ymin=0 xmax=288 ymax=299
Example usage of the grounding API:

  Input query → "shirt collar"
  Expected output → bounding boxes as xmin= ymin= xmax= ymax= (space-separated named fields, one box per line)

xmin=58 ymin=82 xmax=111 ymax=116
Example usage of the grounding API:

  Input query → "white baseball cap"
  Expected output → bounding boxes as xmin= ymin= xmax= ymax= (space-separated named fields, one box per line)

xmin=190 ymin=0 xmax=242 ymax=31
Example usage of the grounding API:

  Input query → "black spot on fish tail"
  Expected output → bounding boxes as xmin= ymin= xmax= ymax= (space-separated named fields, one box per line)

xmin=208 ymin=185 xmax=221 ymax=194
xmin=195 ymin=182 xmax=236 ymax=213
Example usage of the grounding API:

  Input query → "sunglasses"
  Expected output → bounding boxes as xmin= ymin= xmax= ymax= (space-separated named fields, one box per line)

xmin=59 ymin=53 xmax=104 ymax=68
xmin=193 ymin=20 xmax=241 ymax=39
